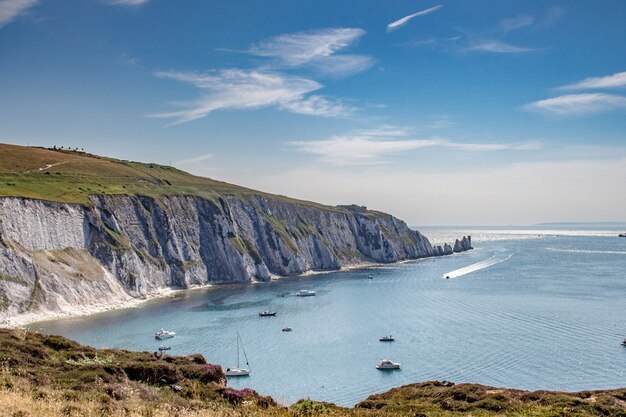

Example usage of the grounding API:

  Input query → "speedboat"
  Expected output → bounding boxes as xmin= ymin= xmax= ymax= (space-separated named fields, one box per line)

xmin=282 ymin=327 xmax=292 ymax=332
xmin=225 ymin=332 xmax=250 ymax=377
xmin=154 ymin=329 xmax=176 ymax=340
xmin=259 ymin=311 xmax=277 ymax=316
xmin=295 ymin=289 xmax=316 ymax=297
xmin=379 ymin=335 xmax=395 ymax=342
xmin=376 ymin=359 xmax=401 ymax=370
xmin=367 ymin=275 xmax=373 ymax=279
xmin=158 ymin=345 xmax=171 ymax=351
xmin=621 ymin=338 xmax=626 ymax=346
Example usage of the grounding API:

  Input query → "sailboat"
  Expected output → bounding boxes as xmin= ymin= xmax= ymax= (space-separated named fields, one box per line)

xmin=225 ymin=332 xmax=250 ymax=377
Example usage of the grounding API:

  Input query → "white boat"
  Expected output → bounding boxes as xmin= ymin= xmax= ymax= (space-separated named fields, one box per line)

xmin=225 ymin=332 xmax=250 ymax=377
xmin=154 ymin=329 xmax=176 ymax=340
xmin=376 ymin=359 xmax=401 ymax=369
xmin=379 ymin=335 xmax=394 ymax=342
xmin=158 ymin=345 xmax=171 ymax=351
xmin=295 ymin=289 xmax=316 ymax=297
xmin=259 ymin=311 xmax=277 ymax=316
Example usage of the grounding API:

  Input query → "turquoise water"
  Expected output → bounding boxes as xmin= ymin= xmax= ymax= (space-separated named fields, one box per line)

xmin=31 ymin=226 xmax=626 ymax=406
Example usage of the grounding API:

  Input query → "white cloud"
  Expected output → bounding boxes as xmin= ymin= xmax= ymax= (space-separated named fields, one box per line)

xmin=279 ymin=95 xmax=353 ymax=118
xmin=174 ymin=154 xmax=214 ymax=165
xmin=151 ymin=69 xmax=351 ymax=125
xmin=306 ymin=54 xmax=374 ymax=78
xmin=106 ymin=0 xmax=149 ymax=6
xmin=497 ymin=15 xmax=534 ymax=32
xmin=250 ymin=28 xmax=364 ymax=65
xmin=560 ymin=71 xmax=626 ymax=90
xmin=289 ymin=127 xmax=541 ymax=165
xmin=0 ymin=0 xmax=38 ymax=27
xmin=524 ymin=93 xmax=626 ymax=115
xmin=387 ymin=5 xmax=443 ymax=31
xmin=463 ymin=41 xmax=537 ymax=53
xmin=428 ymin=115 xmax=453 ymax=129
xmin=248 ymin=28 xmax=373 ymax=77
xmin=153 ymin=28 xmax=371 ymax=124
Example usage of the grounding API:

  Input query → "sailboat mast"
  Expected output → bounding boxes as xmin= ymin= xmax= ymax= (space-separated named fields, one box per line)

xmin=236 ymin=332 xmax=240 ymax=368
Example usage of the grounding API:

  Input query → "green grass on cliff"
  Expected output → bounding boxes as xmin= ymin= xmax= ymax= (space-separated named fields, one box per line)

xmin=0 ymin=143 xmax=337 ymax=212
xmin=1 ymin=329 xmax=625 ymax=417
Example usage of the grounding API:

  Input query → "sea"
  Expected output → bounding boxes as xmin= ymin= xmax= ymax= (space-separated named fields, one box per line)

xmin=29 ymin=224 xmax=626 ymax=406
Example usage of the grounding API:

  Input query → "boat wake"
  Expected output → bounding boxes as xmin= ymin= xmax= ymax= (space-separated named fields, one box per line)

xmin=442 ymin=253 xmax=512 ymax=279
xmin=545 ymin=248 xmax=626 ymax=255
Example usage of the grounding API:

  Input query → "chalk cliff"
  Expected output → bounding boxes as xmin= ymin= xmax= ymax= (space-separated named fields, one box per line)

xmin=0 ymin=195 xmax=470 ymax=324
xmin=0 ymin=145 xmax=471 ymax=325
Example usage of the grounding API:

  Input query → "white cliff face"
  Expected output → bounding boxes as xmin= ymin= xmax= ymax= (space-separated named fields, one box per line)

xmin=0 ymin=198 xmax=87 ymax=251
xmin=0 ymin=194 xmax=471 ymax=324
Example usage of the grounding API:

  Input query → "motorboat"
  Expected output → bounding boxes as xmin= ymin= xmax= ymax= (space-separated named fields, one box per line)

xmin=379 ymin=335 xmax=395 ymax=342
xmin=367 ymin=275 xmax=373 ymax=279
xmin=376 ymin=359 xmax=401 ymax=370
xmin=621 ymin=338 xmax=626 ymax=346
xmin=295 ymin=290 xmax=316 ymax=297
xmin=259 ymin=311 xmax=277 ymax=316
xmin=154 ymin=329 xmax=176 ymax=340
xmin=282 ymin=327 xmax=292 ymax=332
xmin=158 ymin=345 xmax=171 ymax=351
xmin=619 ymin=233 xmax=626 ymax=237
xmin=225 ymin=332 xmax=250 ymax=377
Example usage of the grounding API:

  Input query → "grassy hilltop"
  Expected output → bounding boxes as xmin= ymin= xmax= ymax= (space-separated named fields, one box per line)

xmin=1 ymin=329 xmax=625 ymax=417
xmin=0 ymin=143 xmax=332 ymax=211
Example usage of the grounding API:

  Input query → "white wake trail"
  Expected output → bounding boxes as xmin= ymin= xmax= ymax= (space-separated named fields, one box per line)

xmin=442 ymin=253 xmax=512 ymax=279
xmin=545 ymin=248 xmax=626 ymax=255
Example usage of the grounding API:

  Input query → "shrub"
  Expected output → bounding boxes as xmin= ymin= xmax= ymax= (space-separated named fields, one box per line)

xmin=291 ymin=399 xmax=332 ymax=416
xmin=179 ymin=363 xmax=223 ymax=384
xmin=123 ymin=363 xmax=180 ymax=385
xmin=43 ymin=336 xmax=78 ymax=351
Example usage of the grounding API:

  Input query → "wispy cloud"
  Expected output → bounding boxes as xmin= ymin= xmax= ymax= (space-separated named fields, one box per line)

xmin=151 ymin=69 xmax=352 ymax=125
xmin=153 ymin=28 xmax=370 ymax=125
xmin=387 ymin=5 xmax=443 ymax=32
xmin=542 ymin=6 xmax=565 ymax=28
xmin=106 ymin=0 xmax=149 ymax=6
xmin=174 ymin=154 xmax=214 ymax=165
xmin=524 ymin=93 xmax=626 ymax=115
xmin=463 ymin=41 xmax=537 ymax=53
xmin=305 ymin=54 xmax=374 ymax=78
xmin=246 ymin=28 xmax=373 ymax=77
xmin=428 ymin=115 xmax=454 ymax=129
xmin=559 ymin=71 xmax=626 ymax=90
xmin=497 ymin=15 xmax=534 ymax=32
xmin=0 ymin=0 xmax=38 ymax=27
xmin=289 ymin=127 xmax=540 ymax=165
xmin=280 ymin=95 xmax=354 ymax=118
xmin=249 ymin=28 xmax=364 ymax=66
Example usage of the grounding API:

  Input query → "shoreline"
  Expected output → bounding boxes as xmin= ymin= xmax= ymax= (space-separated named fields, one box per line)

xmin=1 ymin=256 xmax=437 ymax=329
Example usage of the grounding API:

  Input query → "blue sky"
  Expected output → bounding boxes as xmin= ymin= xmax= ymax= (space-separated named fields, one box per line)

xmin=1 ymin=0 xmax=625 ymax=225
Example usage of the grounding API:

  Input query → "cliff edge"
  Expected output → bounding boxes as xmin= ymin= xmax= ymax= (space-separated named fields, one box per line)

xmin=0 ymin=144 xmax=471 ymax=325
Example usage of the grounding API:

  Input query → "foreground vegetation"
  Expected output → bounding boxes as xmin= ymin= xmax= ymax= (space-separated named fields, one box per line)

xmin=1 ymin=329 xmax=625 ymax=416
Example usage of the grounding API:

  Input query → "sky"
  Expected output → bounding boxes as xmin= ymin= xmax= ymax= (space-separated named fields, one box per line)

xmin=1 ymin=0 xmax=625 ymax=226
